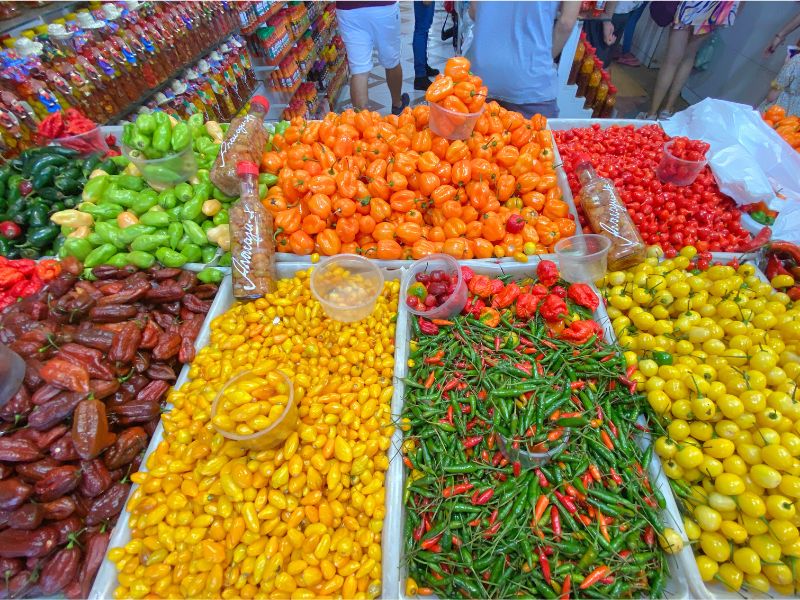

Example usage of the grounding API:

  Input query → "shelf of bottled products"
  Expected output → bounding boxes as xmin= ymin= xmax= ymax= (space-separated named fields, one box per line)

xmin=0 ymin=1 xmax=82 ymax=37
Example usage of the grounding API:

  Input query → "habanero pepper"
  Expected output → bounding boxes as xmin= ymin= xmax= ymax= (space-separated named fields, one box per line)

xmin=567 ymin=282 xmax=599 ymax=311
xmin=537 ymin=259 xmax=559 ymax=287
xmin=539 ymin=294 xmax=568 ymax=323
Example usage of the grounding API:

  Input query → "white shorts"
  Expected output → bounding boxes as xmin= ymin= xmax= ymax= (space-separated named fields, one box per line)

xmin=336 ymin=3 xmax=401 ymax=75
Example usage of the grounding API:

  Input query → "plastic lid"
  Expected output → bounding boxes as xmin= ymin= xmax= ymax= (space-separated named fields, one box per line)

xmin=237 ymin=161 xmax=260 ymax=176
xmin=250 ymin=95 xmax=270 ymax=112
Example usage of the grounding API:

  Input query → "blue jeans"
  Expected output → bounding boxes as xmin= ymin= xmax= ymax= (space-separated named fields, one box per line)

xmin=622 ymin=2 xmax=647 ymax=54
xmin=413 ymin=1 xmax=435 ymax=78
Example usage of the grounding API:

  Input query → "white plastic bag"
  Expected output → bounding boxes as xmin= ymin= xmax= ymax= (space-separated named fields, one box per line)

xmin=662 ymin=98 xmax=800 ymax=243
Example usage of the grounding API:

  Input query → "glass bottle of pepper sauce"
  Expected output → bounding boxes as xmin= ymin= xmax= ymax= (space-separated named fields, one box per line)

xmin=231 ymin=161 xmax=276 ymax=299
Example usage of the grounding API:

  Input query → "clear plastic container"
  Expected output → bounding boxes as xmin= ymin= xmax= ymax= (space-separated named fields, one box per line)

xmin=0 ymin=343 xmax=25 ymax=408
xmin=428 ymin=102 xmax=484 ymax=140
xmin=554 ymin=234 xmax=611 ymax=283
xmin=210 ymin=369 xmax=297 ymax=449
xmin=498 ymin=432 xmax=570 ymax=469
xmin=310 ymin=254 xmax=384 ymax=323
xmin=401 ymin=254 xmax=467 ymax=319
xmin=52 ymin=127 xmax=109 ymax=157
xmin=655 ymin=140 xmax=707 ymax=186
xmin=122 ymin=141 xmax=198 ymax=191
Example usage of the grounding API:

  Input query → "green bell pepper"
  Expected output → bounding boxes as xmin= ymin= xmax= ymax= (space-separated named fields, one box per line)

xmin=131 ymin=190 xmax=159 ymax=215
xmin=181 ymin=243 xmax=202 ymax=263
xmin=135 ymin=113 xmax=156 ymax=136
xmin=171 ymin=122 xmax=191 ymax=153
xmin=181 ymin=196 xmax=204 ymax=221
xmin=152 ymin=122 xmax=171 ymax=154
xmin=174 ymin=183 xmax=193 ymax=203
xmin=158 ymin=190 xmax=177 ymax=209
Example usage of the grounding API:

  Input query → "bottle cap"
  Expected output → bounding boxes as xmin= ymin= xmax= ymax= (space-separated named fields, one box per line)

xmin=250 ymin=95 xmax=270 ymax=112
xmin=236 ymin=161 xmax=260 ymax=176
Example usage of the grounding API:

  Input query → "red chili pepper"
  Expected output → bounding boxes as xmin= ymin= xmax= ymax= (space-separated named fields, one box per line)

xmin=553 ymin=490 xmax=577 ymax=514
xmin=607 ymin=420 xmax=618 ymax=438
xmin=424 ymin=372 xmax=435 ymax=389
xmin=424 ymin=350 xmax=445 ymax=365
xmin=564 ymin=484 xmax=584 ymax=501
xmin=626 ymin=364 xmax=637 ymax=378
xmin=539 ymin=549 xmax=552 ymax=585
xmin=535 ymin=468 xmax=550 ymax=487
xmin=420 ymin=532 xmax=443 ymax=550
xmin=577 ymin=514 xmax=592 ymax=526
xmin=600 ymin=576 xmax=615 ymax=586
xmin=567 ymin=282 xmax=599 ymax=310
xmin=537 ymin=260 xmax=559 ymax=287
xmin=482 ymin=522 xmax=501 ymax=538
xmin=423 ymin=514 xmax=432 ymax=532
xmin=561 ymin=574 xmax=571 ymax=600
xmin=494 ymin=335 xmax=502 ymax=351
xmin=442 ymin=379 xmax=458 ymax=392
xmin=588 ymin=464 xmax=602 ymax=482
xmin=644 ymin=496 xmax=657 ymax=508
xmin=442 ymin=482 xmax=474 ymax=498
xmin=515 ymin=362 xmax=532 ymax=375
xmin=551 ymin=506 xmax=562 ymax=541
xmin=472 ymin=489 xmax=494 ymax=505
xmin=513 ymin=461 xmax=521 ymax=478
xmin=582 ymin=472 xmax=593 ymax=488
xmin=609 ymin=468 xmax=623 ymax=486
xmin=477 ymin=389 xmax=487 ymax=401
xmin=403 ymin=456 xmax=413 ymax=469
xmin=460 ymin=403 xmax=471 ymax=414
xmin=492 ymin=451 xmax=503 ymax=467
xmin=600 ymin=353 xmax=614 ymax=362
xmin=601 ymin=430 xmax=614 ymax=451
xmin=488 ymin=508 xmax=498 ymax=525
xmin=643 ymin=525 xmax=655 ymax=546
xmin=468 ymin=517 xmax=481 ymax=527
xmin=445 ymin=404 xmax=454 ymax=424
xmin=536 ymin=362 xmax=544 ymax=376
xmin=570 ymin=380 xmax=586 ymax=390
xmin=463 ymin=435 xmax=484 ymax=449
xmin=451 ymin=535 xmax=462 ymax=548
xmin=412 ymin=520 xmax=425 ymax=541
xmin=496 ymin=473 xmax=508 ymax=482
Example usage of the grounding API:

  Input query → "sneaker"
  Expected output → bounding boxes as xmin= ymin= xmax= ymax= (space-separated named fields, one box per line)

xmin=391 ymin=93 xmax=410 ymax=115
xmin=426 ymin=65 xmax=440 ymax=77
xmin=635 ymin=111 xmax=657 ymax=120
xmin=657 ymin=110 xmax=673 ymax=120
xmin=414 ymin=77 xmax=432 ymax=91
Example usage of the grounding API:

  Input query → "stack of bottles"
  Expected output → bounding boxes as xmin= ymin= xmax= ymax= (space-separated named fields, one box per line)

xmin=568 ymin=32 xmax=617 ymax=118
xmin=0 ymin=1 xmax=237 ymax=134
xmin=139 ymin=37 xmax=257 ymax=123
xmin=238 ymin=0 xmax=284 ymax=35
xmin=283 ymin=82 xmax=320 ymax=120
xmin=269 ymin=35 xmax=315 ymax=93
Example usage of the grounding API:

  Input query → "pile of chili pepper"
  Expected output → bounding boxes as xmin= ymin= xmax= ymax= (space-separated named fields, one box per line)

xmin=0 ymin=257 xmax=61 ymax=311
xmin=402 ymin=261 xmax=669 ymax=599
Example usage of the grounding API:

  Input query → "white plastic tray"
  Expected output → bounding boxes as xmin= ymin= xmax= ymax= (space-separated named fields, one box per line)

xmin=669 ymin=260 xmax=795 ymax=600
xmin=389 ymin=258 xmax=691 ymax=600
xmin=91 ymin=262 xmax=407 ymax=600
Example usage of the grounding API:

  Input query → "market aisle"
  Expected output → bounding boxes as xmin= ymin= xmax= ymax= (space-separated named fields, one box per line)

xmin=335 ymin=2 xmax=456 ymax=113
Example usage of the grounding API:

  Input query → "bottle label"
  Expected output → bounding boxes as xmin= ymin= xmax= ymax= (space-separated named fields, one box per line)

xmin=218 ymin=114 xmax=257 ymax=167
xmin=210 ymin=78 xmax=225 ymax=94
xmin=232 ymin=202 xmax=263 ymax=293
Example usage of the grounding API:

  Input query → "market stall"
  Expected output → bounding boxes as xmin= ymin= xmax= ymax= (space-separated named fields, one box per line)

xmin=1 ymin=33 xmax=800 ymax=600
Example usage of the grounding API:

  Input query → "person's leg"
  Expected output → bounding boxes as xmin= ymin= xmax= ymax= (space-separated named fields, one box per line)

xmin=663 ymin=31 xmax=709 ymax=113
xmin=350 ymin=73 xmax=369 ymax=110
xmin=412 ymin=1 xmax=435 ymax=79
xmin=336 ymin=8 xmax=374 ymax=109
xmin=374 ymin=3 xmax=409 ymax=112
xmin=609 ymin=13 xmax=630 ymax=61
xmin=648 ymin=27 xmax=690 ymax=116
xmin=622 ymin=1 xmax=647 ymax=55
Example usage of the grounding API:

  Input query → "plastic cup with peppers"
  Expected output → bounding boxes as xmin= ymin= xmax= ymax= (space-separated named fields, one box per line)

xmin=402 ymin=254 xmax=468 ymax=319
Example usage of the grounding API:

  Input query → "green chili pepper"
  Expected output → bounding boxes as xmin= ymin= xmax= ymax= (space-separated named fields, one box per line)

xmin=213 ymin=209 xmax=229 ymax=226
xmin=181 ymin=243 xmax=202 ymax=263
xmin=170 ymin=122 xmax=191 ymax=152
xmin=158 ymin=189 xmax=177 ymax=209
xmin=61 ymin=237 xmax=94 ymax=261
xmin=116 ymin=174 xmax=145 ymax=192
xmin=197 ymin=267 xmax=224 ymax=284
xmin=82 ymin=176 xmax=109 ymax=203
xmin=152 ymin=122 xmax=171 ymax=154
xmin=120 ymin=224 xmax=157 ymax=245
xmin=104 ymin=188 xmax=140 ymax=208
xmin=131 ymin=190 xmax=159 ymax=215
xmin=84 ymin=243 xmax=117 ymax=268
xmin=651 ymin=350 xmax=673 ymax=366
xmin=201 ymin=245 xmax=217 ymax=264
xmin=135 ymin=113 xmax=156 ymax=136
xmin=155 ymin=247 xmax=188 ymax=268
xmin=182 ymin=220 xmax=207 ymax=246
xmin=174 ymin=183 xmax=193 ymax=203
xmin=106 ymin=252 xmax=130 ymax=267
xmin=218 ymin=252 xmax=231 ymax=267
xmin=181 ymin=196 xmax=204 ymax=221
xmin=131 ymin=232 xmax=170 ymax=252
xmin=139 ymin=211 xmax=172 ymax=228
xmin=127 ymin=250 xmax=156 ymax=269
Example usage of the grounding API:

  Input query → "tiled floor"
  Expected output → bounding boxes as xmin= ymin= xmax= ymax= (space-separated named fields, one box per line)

xmin=335 ymin=2 xmax=456 ymax=113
